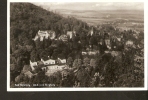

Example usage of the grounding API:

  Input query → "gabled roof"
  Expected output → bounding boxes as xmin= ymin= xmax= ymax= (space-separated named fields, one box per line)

xmin=41 ymin=59 xmax=55 ymax=64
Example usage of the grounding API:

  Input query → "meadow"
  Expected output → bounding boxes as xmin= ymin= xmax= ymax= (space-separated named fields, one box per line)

xmin=57 ymin=9 xmax=144 ymax=31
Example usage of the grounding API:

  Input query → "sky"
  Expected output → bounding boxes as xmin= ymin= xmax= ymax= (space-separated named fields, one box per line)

xmin=32 ymin=2 xmax=144 ymax=11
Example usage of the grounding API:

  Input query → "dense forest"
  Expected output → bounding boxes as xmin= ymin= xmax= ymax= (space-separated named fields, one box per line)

xmin=10 ymin=3 xmax=144 ymax=88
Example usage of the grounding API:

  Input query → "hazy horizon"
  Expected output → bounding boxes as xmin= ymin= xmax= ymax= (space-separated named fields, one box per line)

xmin=32 ymin=2 xmax=144 ymax=11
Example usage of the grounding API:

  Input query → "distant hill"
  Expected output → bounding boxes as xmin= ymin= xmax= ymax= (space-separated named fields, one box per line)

xmin=55 ymin=9 xmax=144 ymax=27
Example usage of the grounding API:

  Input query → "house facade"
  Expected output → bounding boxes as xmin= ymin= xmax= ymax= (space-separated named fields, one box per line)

xmin=30 ymin=60 xmax=37 ymax=71
xmin=46 ymin=64 xmax=66 ymax=76
xmin=33 ymin=30 xmax=56 ymax=41
xmin=41 ymin=58 xmax=56 ymax=65
xmin=67 ymin=31 xmax=76 ymax=39
xmin=82 ymin=51 xmax=87 ymax=55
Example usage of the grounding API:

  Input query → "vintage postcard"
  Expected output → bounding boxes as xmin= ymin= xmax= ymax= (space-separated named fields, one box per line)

xmin=7 ymin=0 xmax=147 ymax=91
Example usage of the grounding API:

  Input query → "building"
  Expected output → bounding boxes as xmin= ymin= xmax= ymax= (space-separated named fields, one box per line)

xmin=59 ymin=34 xmax=68 ymax=42
xmin=82 ymin=51 xmax=87 ymax=55
xmin=40 ymin=58 xmax=67 ymax=76
xmin=111 ymin=35 xmax=124 ymax=50
xmin=105 ymin=39 xmax=111 ymax=50
xmin=125 ymin=40 xmax=134 ymax=46
xmin=87 ymin=28 xmax=94 ymax=36
xmin=38 ymin=30 xmax=56 ymax=39
xmin=57 ymin=58 xmax=66 ymax=64
xmin=33 ymin=35 xmax=39 ymax=41
xmin=33 ymin=30 xmax=56 ymax=41
xmin=67 ymin=31 xmax=76 ymax=39
xmin=41 ymin=58 xmax=55 ymax=65
xmin=30 ymin=60 xmax=37 ymax=71
xmin=88 ymin=51 xmax=98 ymax=55
xmin=40 ymin=36 xmax=44 ymax=41
xmin=90 ymin=30 xmax=93 ymax=36
xmin=41 ymin=67 xmax=47 ymax=71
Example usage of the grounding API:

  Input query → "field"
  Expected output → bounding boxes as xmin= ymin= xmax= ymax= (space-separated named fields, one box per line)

xmin=56 ymin=9 xmax=144 ymax=31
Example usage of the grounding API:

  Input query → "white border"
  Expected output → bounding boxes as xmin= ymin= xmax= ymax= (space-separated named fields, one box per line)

xmin=7 ymin=0 xmax=148 ymax=91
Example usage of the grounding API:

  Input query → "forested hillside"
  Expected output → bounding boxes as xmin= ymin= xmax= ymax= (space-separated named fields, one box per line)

xmin=10 ymin=3 xmax=90 ymax=45
xmin=10 ymin=3 xmax=144 ymax=88
xmin=10 ymin=3 xmax=91 ymax=87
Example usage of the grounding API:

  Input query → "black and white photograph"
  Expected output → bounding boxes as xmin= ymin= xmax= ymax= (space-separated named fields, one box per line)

xmin=7 ymin=0 xmax=147 ymax=91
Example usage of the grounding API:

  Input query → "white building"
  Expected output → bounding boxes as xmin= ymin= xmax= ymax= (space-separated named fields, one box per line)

xmin=67 ymin=31 xmax=76 ymax=39
xmin=88 ymin=51 xmax=97 ymax=55
xmin=90 ymin=30 xmax=93 ymax=36
xmin=105 ymin=39 xmax=110 ymax=45
xmin=58 ymin=58 xmax=66 ymax=64
xmin=126 ymin=40 xmax=134 ymax=46
xmin=30 ymin=60 xmax=37 ymax=71
xmin=41 ymin=59 xmax=55 ymax=65
xmin=82 ymin=51 xmax=87 ymax=55
xmin=33 ymin=30 xmax=56 ymax=41
xmin=59 ymin=34 xmax=68 ymax=42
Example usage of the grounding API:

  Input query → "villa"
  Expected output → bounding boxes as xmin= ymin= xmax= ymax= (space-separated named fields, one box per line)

xmin=41 ymin=58 xmax=56 ymax=65
xmin=33 ymin=30 xmax=56 ymax=41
